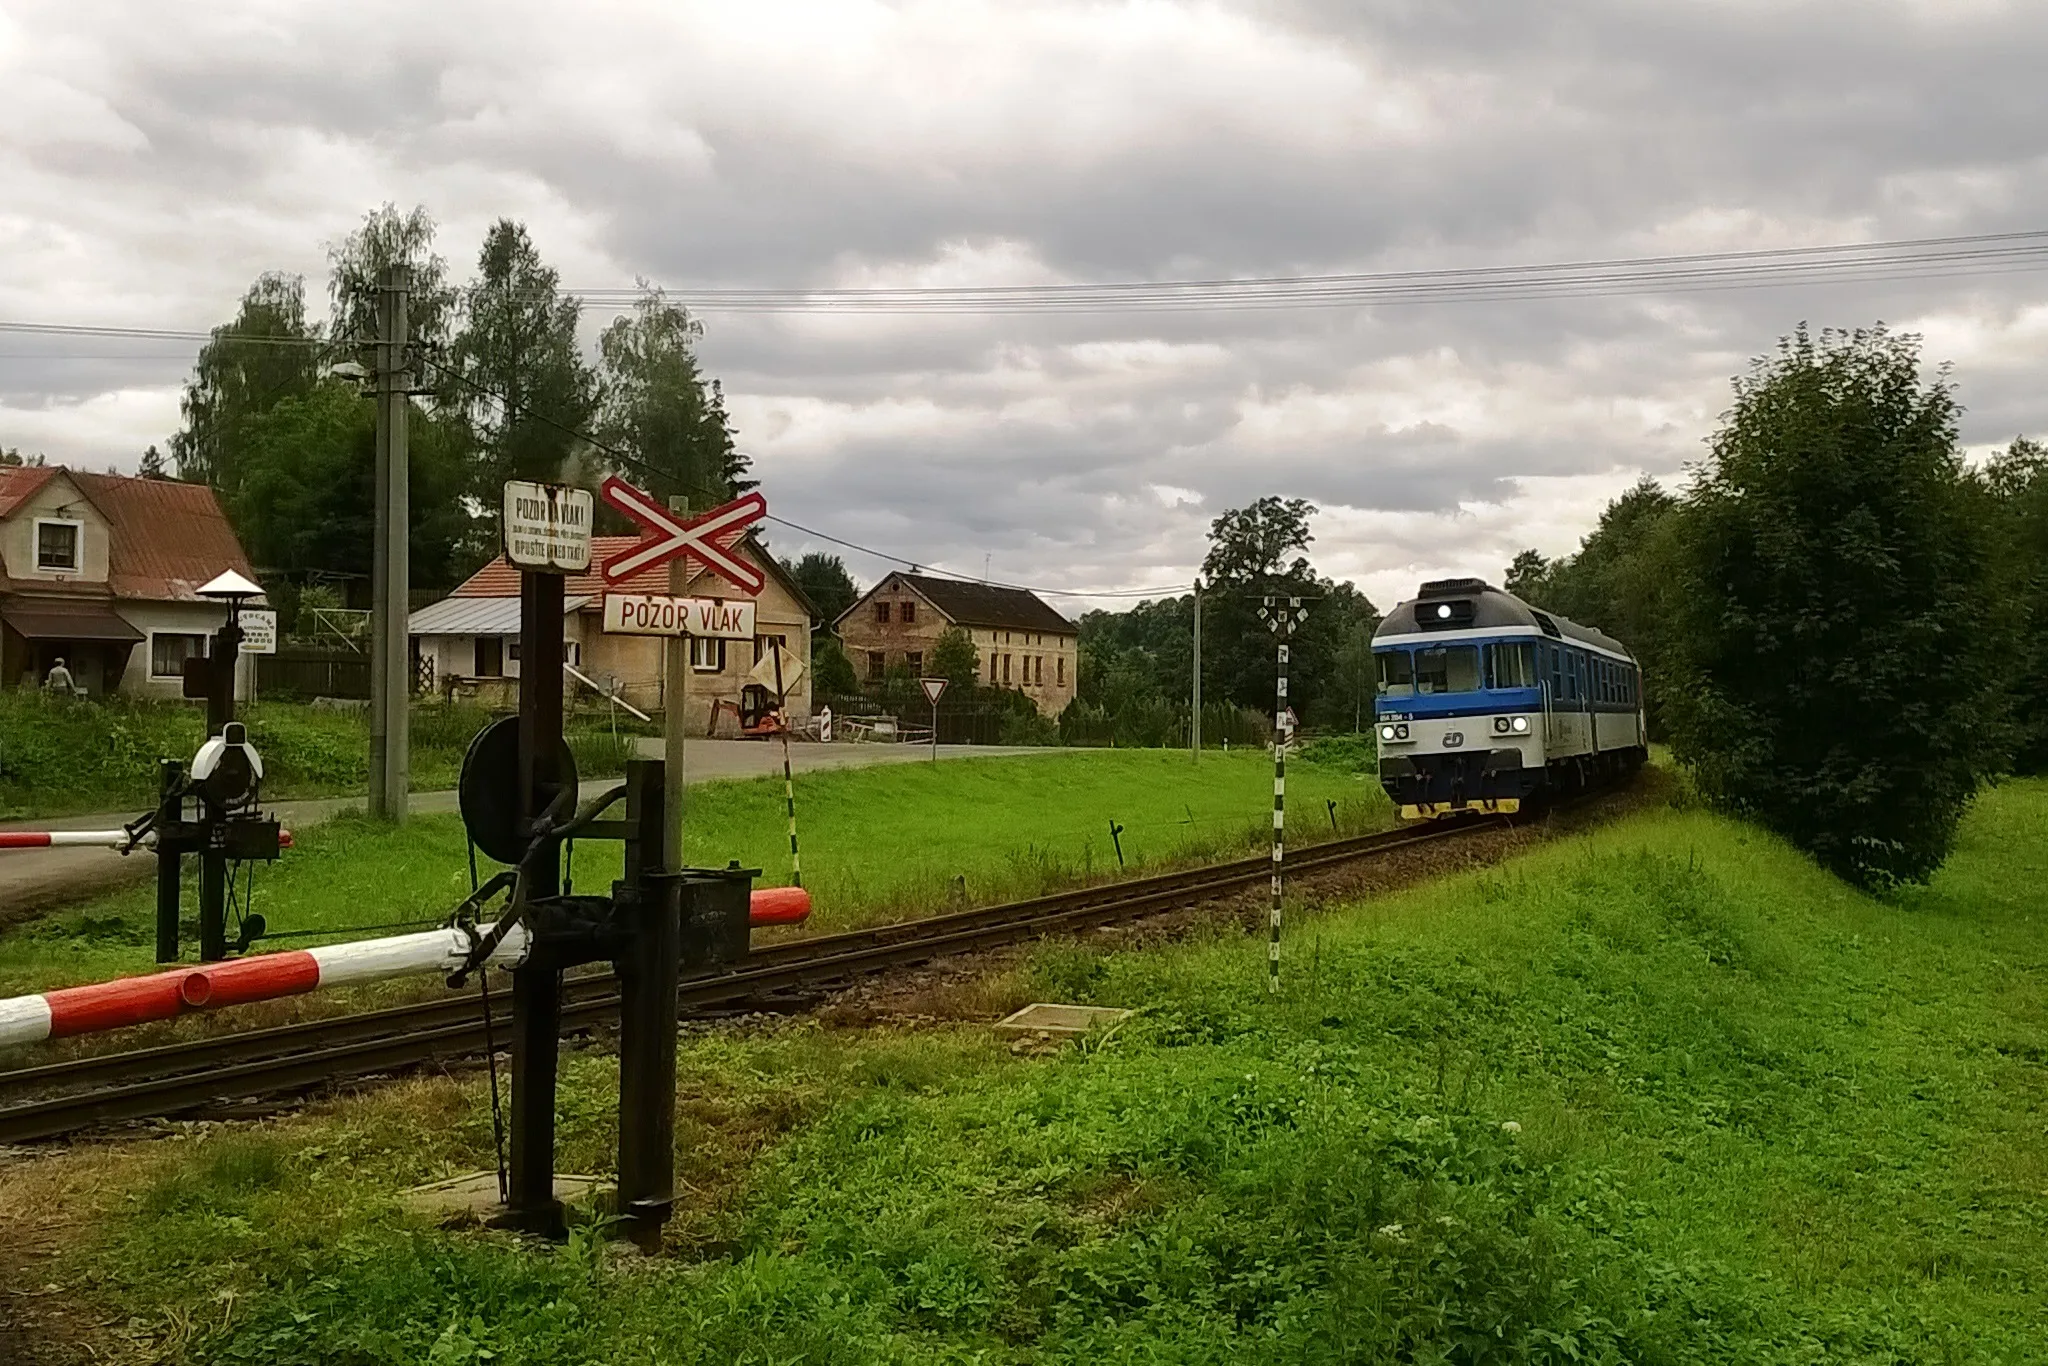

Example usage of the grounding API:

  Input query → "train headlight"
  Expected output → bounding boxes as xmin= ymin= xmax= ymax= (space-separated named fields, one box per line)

xmin=1511 ymin=716 xmax=1530 ymax=733
xmin=1493 ymin=716 xmax=1510 ymax=734
xmin=1380 ymin=724 xmax=1397 ymax=741
xmin=1397 ymin=723 xmax=1409 ymax=739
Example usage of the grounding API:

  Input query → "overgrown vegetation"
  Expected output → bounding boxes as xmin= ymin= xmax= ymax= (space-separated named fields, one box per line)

xmin=35 ymin=779 xmax=2047 ymax=1360
xmin=0 ymin=694 xmax=652 ymax=819
xmin=1511 ymin=324 xmax=2047 ymax=887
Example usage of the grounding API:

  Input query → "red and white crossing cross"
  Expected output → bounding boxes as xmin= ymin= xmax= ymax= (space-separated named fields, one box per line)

xmin=599 ymin=478 xmax=768 ymax=594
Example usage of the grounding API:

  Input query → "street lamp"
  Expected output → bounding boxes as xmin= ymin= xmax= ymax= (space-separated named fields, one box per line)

xmin=194 ymin=570 xmax=263 ymax=734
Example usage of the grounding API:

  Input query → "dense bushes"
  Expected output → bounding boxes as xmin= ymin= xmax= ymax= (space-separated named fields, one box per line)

xmin=1662 ymin=326 xmax=2004 ymax=887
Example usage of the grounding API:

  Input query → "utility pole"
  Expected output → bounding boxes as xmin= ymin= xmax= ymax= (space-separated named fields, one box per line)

xmin=1190 ymin=579 xmax=1203 ymax=762
xmin=368 ymin=265 xmax=411 ymax=822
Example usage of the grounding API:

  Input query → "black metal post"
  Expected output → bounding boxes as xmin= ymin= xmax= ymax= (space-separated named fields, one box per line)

xmin=206 ymin=616 xmax=242 ymax=737
xmin=197 ymin=809 xmax=228 ymax=963
xmin=616 ymin=759 xmax=680 ymax=1252
xmin=506 ymin=570 xmax=568 ymax=1237
xmin=154 ymin=760 xmax=183 ymax=964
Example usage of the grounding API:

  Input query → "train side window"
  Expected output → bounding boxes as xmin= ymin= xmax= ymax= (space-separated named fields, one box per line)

xmin=1485 ymin=641 xmax=1536 ymax=688
xmin=1375 ymin=649 xmax=1414 ymax=698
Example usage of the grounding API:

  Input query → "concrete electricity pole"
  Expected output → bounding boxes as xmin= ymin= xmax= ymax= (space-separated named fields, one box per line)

xmin=1190 ymin=579 xmax=1203 ymax=762
xmin=369 ymin=265 xmax=411 ymax=822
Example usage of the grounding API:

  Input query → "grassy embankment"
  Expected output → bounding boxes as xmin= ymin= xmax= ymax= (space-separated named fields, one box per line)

xmin=0 ymin=693 xmax=654 ymax=819
xmin=0 ymin=747 xmax=1388 ymax=1001
xmin=12 ymin=777 xmax=2047 ymax=1360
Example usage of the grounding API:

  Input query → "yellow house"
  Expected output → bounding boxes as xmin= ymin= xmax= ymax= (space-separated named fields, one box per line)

xmin=408 ymin=534 xmax=816 ymax=733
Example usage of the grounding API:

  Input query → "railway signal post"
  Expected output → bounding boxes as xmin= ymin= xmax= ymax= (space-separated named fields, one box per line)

xmin=1258 ymin=595 xmax=1310 ymax=994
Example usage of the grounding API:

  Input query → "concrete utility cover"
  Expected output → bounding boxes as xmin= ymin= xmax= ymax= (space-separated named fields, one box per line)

xmin=993 ymin=1003 xmax=1132 ymax=1038
xmin=402 ymin=1171 xmax=606 ymax=1225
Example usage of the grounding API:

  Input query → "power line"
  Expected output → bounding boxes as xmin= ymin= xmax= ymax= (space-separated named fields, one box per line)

xmin=7 ymin=229 xmax=2048 ymax=342
xmin=417 ymin=354 xmax=1186 ymax=600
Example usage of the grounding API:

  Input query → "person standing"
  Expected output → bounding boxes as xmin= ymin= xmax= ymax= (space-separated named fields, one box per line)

xmin=43 ymin=657 xmax=75 ymax=696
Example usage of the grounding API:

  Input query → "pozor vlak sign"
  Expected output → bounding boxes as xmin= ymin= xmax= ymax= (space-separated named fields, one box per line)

xmin=602 ymin=593 xmax=755 ymax=640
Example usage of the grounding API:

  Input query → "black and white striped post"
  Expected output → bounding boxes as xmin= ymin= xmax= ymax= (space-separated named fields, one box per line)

xmin=772 ymin=647 xmax=802 ymax=888
xmin=1259 ymin=595 xmax=1310 ymax=995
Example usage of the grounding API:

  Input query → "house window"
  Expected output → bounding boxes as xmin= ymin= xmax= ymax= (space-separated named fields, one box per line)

xmin=868 ymin=650 xmax=887 ymax=681
xmin=1035 ymin=656 xmax=1044 ymax=685
xmin=900 ymin=601 xmax=916 ymax=625
xmin=906 ymin=651 xmax=923 ymax=675
xmin=476 ymin=636 xmax=504 ymax=678
xmin=753 ymin=634 xmax=787 ymax=664
xmin=1002 ymin=654 xmax=1012 ymax=684
xmin=150 ymin=632 xmax=207 ymax=679
xmin=876 ymin=601 xmax=891 ymax=624
xmin=35 ymin=519 xmax=82 ymax=572
xmin=1056 ymin=655 xmax=1064 ymax=686
xmin=508 ymin=641 xmax=521 ymax=664
xmin=565 ymin=641 xmax=581 ymax=667
xmin=690 ymin=637 xmax=727 ymax=672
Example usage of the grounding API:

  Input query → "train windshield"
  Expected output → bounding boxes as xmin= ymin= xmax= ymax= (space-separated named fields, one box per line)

xmin=1416 ymin=645 xmax=1480 ymax=694
xmin=1375 ymin=649 xmax=1414 ymax=697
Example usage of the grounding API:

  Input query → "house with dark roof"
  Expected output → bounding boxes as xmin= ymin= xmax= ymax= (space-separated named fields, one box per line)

xmin=835 ymin=572 xmax=1078 ymax=716
xmin=0 ymin=466 xmax=261 ymax=698
xmin=407 ymin=534 xmax=816 ymax=732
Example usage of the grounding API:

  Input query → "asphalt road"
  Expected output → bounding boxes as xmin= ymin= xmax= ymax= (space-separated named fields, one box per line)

xmin=0 ymin=739 xmax=1045 ymax=925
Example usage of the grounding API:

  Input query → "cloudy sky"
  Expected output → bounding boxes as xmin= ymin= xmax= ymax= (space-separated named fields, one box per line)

xmin=4 ymin=0 xmax=2047 ymax=611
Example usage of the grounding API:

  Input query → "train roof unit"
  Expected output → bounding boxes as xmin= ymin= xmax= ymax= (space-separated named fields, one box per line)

xmin=1375 ymin=578 xmax=1635 ymax=660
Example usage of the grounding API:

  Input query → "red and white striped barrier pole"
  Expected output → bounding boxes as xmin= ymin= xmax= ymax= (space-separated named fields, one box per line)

xmin=0 ymin=924 xmax=532 ymax=1050
xmin=0 ymin=884 xmax=809 ymax=1051
xmin=0 ymin=829 xmax=294 ymax=851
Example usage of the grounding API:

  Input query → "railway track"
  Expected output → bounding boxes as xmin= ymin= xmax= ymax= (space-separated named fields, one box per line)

xmin=0 ymin=815 xmax=1510 ymax=1143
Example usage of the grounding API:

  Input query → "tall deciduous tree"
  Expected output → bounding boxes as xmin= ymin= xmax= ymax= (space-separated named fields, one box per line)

xmin=1984 ymin=436 xmax=2048 ymax=772
xmin=1667 ymin=324 xmax=2001 ymax=887
xmin=168 ymin=272 xmax=320 ymax=492
xmin=783 ymin=552 xmax=858 ymax=627
xmin=930 ymin=626 xmax=981 ymax=692
xmin=447 ymin=219 xmax=596 ymax=498
xmin=596 ymin=286 xmax=748 ymax=504
xmin=325 ymin=204 xmax=458 ymax=355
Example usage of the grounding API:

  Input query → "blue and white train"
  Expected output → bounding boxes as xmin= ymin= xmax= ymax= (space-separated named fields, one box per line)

xmin=1373 ymin=578 xmax=1646 ymax=819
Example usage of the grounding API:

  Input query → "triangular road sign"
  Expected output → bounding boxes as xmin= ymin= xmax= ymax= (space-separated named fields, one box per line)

xmin=919 ymin=677 xmax=949 ymax=705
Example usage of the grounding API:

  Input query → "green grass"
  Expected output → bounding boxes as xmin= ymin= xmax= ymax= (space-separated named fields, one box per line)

xmin=31 ymin=777 xmax=2048 ymax=1361
xmin=0 ymin=748 xmax=1387 ymax=1001
xmin=0 ymin=693 xmax=653 ymax=819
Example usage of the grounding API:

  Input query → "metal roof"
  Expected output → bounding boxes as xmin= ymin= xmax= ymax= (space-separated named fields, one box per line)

xmin=408 ymin=595 xmax=590 ymax=636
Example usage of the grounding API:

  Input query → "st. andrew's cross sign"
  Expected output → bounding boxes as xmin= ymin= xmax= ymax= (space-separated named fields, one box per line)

xmin=599 ymin=477 xmax=767 ymax=594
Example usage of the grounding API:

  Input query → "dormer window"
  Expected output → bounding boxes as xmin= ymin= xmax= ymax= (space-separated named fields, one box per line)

xmin=35 ymin=519 xmax=82 ymax=572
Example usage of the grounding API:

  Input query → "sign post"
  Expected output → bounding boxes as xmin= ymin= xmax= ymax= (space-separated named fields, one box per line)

xmin=750 ymin=644 xmax=809 ymax=887
xmin=597 ymin=479 xmax=770 ymax=873
xmin=919 ymin=676 xmax=948 ymax=763
xmin=1257 ymin=595 xmax=1310 ymax=995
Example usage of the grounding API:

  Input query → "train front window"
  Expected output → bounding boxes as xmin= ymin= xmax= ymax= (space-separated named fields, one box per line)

xmin=1415 ymin=645 xmax=1480 ymax=694
xmin=1485 ymin=641 xmax=1536 ymax=689
xmin=1376 ymin=649 xmax=1414 ymax=697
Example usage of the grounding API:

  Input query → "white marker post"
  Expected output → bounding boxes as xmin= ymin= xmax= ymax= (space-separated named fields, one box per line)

xmin=920 ymin=676 xmax=948 ymax=763
xmin=1258 ymin=595 xmax=1310 ymax=995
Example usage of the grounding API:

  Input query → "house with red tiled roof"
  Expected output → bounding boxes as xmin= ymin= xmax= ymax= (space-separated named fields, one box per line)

xmin=0 ymin=466 xmax=261 ymax=698
xmin=406 ymin=534 xmax=816 ymax=731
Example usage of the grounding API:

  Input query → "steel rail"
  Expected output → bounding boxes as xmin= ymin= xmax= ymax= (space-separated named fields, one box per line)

xmin=0 ymin=815 xmax=1506 ymax=1143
